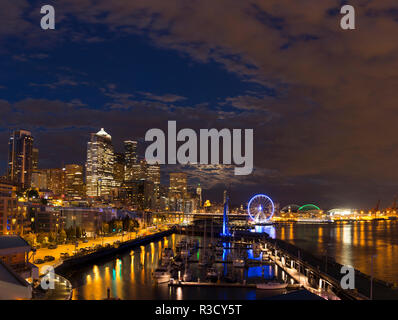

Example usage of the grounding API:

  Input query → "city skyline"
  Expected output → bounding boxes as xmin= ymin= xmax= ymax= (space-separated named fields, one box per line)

xmin=2 ymin=1 xmax=398 ymax=305
xmin=1 ymin=1 xmax=398 ymax=209
xmin=3 ymin=124 xmax=398 ymax=210
xmin=4 ymin=127 xmax=209 ymax=213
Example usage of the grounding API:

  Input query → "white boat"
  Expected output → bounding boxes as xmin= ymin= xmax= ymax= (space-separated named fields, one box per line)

xmin=233 ymin=258 xmax=246 ymax=268
xmin=183 ymin=269 xmax=192 ymax=282
xmin=162 ymin=248 xmax=174 ymax=263
xmin=153 ymin=267 xmax=171 ymax=284
xmin=256 ymin=282 xmax=288 ymax=290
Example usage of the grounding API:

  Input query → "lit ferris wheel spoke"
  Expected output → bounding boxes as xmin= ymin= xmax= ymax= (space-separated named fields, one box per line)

xmin=247 ymin=194 xmax=275 ymax=223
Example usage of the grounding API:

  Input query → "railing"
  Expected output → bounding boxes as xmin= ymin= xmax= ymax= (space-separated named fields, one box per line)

xmin=266 ymin=240 xmax=368 ymax=300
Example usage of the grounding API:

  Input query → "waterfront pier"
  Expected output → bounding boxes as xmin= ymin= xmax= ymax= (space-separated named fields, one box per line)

xmin=261 ymin=237 xmax=398 ymax=300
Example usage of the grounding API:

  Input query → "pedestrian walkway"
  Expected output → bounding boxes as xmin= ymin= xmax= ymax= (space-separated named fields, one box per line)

xmin=33 ymin=274 xmax=72 ymax=300
xmin=269 ymin=252 xmax=340 ymax=300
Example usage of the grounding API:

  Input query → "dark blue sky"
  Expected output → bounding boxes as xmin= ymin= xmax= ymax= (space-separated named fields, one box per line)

xmin=1 ymin=35 xmax=265 ymax=109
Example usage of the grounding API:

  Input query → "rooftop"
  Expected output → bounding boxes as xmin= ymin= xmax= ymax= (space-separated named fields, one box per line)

xmin=0 ymin=235 xmax=30 ymax=250
xmin=96 ymin=128 xmax=111 ymax=139
xmin=0 ymin=259 xmax=30 ymax=287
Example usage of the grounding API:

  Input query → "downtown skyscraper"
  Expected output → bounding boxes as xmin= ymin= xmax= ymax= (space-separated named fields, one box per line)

xmin=8 ymin=130 xmax=34 ymax=189
xmin=169 ymin=172 xmax=187 ymax=199
xmin=113 ymin=153 xmax=125 ymax=187
xmin=86 ymin=128 xmax=115 ymax=198
xmin=32 ymin=148 xmax=39 ymax=170
xmin=65 ymin=164 xmax=85 ymax=200
xmin=147 ymin=163 xmax=160 ymax=185
xmin=124 ymin=140 xmax=138 ymax=181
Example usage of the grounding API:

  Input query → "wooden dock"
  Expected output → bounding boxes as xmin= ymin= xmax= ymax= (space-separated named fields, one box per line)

xmin=168 ymin=281 xmax=299 ymax=289
xmin=169 ymin=281 xmax=256 ymax=288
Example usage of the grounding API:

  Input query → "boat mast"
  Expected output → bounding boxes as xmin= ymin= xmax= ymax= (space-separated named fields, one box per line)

xmin=202 ymin=219 xmax=207 ymax=263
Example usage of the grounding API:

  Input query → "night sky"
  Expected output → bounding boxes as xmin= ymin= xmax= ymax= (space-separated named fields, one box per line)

xmin=1 ymin=0 xmax=398 ymax=209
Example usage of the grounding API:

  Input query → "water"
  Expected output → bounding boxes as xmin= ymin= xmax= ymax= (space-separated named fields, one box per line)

xmin=70 ymin=221 xmax=398 ymax=299
xmin=273 ymin=220 xmax=398 ymax=284
xmin=70 ymin=234 xmax=291 ymax=300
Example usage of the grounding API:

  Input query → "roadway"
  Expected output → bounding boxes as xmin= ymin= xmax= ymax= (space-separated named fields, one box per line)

xmin=32 ymin=225 xmax=170 ymax=272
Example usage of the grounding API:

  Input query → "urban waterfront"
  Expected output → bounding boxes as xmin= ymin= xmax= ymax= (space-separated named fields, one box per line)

xmin=70 ymin=233 xmax=292 ymax=300
xmin=3 ymin=0 xmax=398 ymax=307
xmin=66 ymin=221 xmax=398 ymax=300
xmin=275 ymin=221 xmax=398 ymax=284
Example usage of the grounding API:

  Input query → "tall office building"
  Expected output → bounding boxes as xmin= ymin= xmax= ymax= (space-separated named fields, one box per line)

xmin=131 ymin=160 xmax=147 ymax=181
xmin=124 ymin=140 xmax=137 ymax=181
xmin=65 ymin=164 xmax=85 ymax=200
xmin=121 ymin=180 xmax=155 ymax=210
xmin=86 ymin=128 xmax=115 ymax=198
xmin=169 ymin=172 xmax=187 ymax=199
xmin=0 ymin=181 xmax=24 ymax=235
xmin=113 ymin=153 xmax=125 ymax=187
xmin=45 ymin=168 xmax=65 ymax=196
xmin=8 ymin=130 xmax=34 ymax=189
xmin=31 ymin=170 xmax=47 ymax=190
xmin=147 ymin=163 xmax=160 ymax=185
xmin=196 ymin=184 xmax=202 ymax=207
xmin=32 ymin=148 xmax=39 ymax=171
xmin=147 ymin=162 xmax=161 ymax=208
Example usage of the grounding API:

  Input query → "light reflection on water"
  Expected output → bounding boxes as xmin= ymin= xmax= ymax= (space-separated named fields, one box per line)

xmin=275 ymin=220 xmax=398 ymax=283
xmin=71 ymin=221 xmax=398 ymax=299
xmin=253 ymin=225 xmax=276 ymax=238
xmin=71 ymin=234 xmax=288 ymax=300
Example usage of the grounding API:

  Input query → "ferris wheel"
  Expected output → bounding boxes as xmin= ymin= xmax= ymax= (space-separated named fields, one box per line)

xmin=247 ymin=194 xmax=275 ymax=223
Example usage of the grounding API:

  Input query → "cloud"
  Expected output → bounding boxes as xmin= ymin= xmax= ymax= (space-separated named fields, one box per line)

xmin=138 ymin=91 xmax=187 ymax=103
xmin=2 ymin=1 xmax=398 ymax=206
xmin=12 ymin=53 xmax=49 ymax=62
xmin=29 ymin=75 xmax=89 ymax=89
xmin=100 ymin=85 xmax=187 ymax=110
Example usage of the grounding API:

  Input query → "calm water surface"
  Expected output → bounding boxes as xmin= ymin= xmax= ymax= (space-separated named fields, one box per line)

xmin=275 ymin=220 xmax=398 ymax=283
xmin=71 ymin=234 xmax=290 ymax=300
xmin=71 ymin=220 xmax=398 ymax=299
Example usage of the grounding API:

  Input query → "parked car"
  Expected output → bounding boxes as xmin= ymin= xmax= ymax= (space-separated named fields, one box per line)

xmin=34 ymin=259 xmax=45 ymax=264
xmin=60 ymin=252 xmax=70 ymax=259
xmin=48 ymin=244 xmax=58 ymax=249
xmin=83 ymin=239 xmax=89 ymax=243
xmin=44 ymin=255 xmax=55 ymax=262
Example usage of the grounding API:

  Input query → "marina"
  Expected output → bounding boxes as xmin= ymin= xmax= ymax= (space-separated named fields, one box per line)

xmin=67 ymin=232 xmax=295 ymax=300
xmin=31 ymin=195 xmax=398 ymax=301
xmin=50 ymin=219 xmax=398 ymax=301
